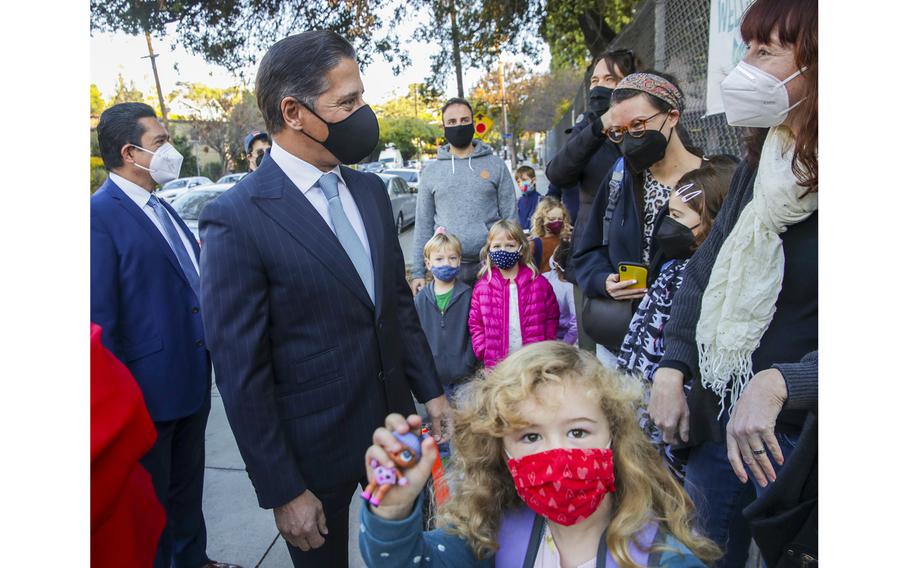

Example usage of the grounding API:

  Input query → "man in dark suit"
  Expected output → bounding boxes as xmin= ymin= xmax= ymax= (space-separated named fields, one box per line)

xmin=91 ymin=102 xmax=239 ymax=568
xmin=199 ymin=31 xmax=450 ymax=567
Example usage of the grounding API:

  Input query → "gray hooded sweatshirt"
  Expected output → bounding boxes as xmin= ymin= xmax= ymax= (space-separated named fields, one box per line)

xmin=411 ymin=140 xmax=518 ymax=277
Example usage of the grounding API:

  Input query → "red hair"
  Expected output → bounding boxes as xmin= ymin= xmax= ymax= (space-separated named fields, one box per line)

xmin=740 ymin=0 xmax=818 ymax=191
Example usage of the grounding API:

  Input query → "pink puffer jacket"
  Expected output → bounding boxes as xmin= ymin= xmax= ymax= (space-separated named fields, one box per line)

xmin=469 ymin=264 xmax=560 ymax=368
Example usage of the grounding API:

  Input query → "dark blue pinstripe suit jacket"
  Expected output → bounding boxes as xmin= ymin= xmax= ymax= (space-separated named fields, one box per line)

xmin=199 ymin=154 xmax=442 ymax=509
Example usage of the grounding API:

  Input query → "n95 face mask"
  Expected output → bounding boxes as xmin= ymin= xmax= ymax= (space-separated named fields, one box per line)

xmin=721 ymin=61 xmax=806 ymax=128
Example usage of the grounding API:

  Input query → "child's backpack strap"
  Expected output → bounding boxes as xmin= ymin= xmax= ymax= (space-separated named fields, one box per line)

xmin=646 ymin=525 xmax=668 ymax=567
xmin=602 ymin=158 xmax=626 ymax=248
xmin=494 ymin=506 xmax=537 ymax=567
xmin=531 ymin=237 xmax=543 ymax=268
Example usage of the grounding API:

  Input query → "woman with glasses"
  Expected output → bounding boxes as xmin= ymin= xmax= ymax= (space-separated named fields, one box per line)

xmin=573 ymin=72 xmax=708 ymax=366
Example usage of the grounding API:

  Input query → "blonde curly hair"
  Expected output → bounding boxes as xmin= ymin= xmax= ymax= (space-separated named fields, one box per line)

xmin=436 ymin=342 xmax=721 ymax=567
xmin=529 ymin=197 xmax=572 ymax=239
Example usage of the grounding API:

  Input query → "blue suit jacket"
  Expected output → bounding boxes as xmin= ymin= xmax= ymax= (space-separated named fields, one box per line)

xmin=199 ymin=155 xmax=443 ymax=509
xmin=90 ymin=177 xmax=211 ymax=422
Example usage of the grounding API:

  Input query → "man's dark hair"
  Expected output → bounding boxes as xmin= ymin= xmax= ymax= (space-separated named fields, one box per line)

xmin=97 ymin=102 xmax=158 ymax=171
xmin=441 ymin=97 xmax=473 ymax=119
xmin=256 ymin=30 xmax=357 ymax=133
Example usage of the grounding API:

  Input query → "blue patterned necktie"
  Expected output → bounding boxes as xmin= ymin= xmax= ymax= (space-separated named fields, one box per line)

xmin=147 ymin=194 xmax=201 ymax=299
xmin=316 ymin=173 xmax=375 ymax=304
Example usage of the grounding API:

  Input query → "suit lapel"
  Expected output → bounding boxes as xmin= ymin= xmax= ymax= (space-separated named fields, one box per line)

xmin=252 ymin=164 xmax=373 ymax=309
xmin=105 ymin=180 xmax=192 ymax=287
xmin=341 ymin=168 xmax=385 ymax=317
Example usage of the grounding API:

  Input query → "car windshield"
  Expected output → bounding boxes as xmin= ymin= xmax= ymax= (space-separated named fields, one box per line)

xmin=162 ymin=179 xmax=187 ymax=190
xmin=173 ymin=190 xmax=223 ymax=220
xmin=217 ymin=174 xmax=244 ymax=184
xmin=386 ymin=170 xmax=416 ymax=182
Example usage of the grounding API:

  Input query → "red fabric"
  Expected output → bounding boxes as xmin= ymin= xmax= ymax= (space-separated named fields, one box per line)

xmin=91 ymin=324 xmax=165 ymax=568
xmin=469 ymin=264 xmax=560 ymax=367
xmin=507 ymin=448 xmax=615 ymax=526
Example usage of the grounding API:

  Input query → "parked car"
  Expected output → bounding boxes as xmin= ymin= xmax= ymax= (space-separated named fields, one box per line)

xmin=379 ymin=146 xmax=404 ymax=169
xmin=171 ymin=183 xmax=234 ymax=241
xmin=360 ymin=161 xmax=385 ymax=173
xmin=377 ymin=173 xmax=416 ymax=234
xmin=155 ymin=176 xmax=213 ymax=202
xmin=216 ymin=172 xmax=248 ymax=185
xmin=383 ymin=168 xmax=420 ymax=190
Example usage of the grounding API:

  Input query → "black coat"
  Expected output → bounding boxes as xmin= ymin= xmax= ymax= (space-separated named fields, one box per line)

xmin=546 ymin=112 xmax=621 ymax=284
xmin=199 ymin=156 xmax=443 ymax=508
xmin=414 ymin=281 xmax=478 ymax=385
xmin=744 ymin=413 xmax=818 ymax=567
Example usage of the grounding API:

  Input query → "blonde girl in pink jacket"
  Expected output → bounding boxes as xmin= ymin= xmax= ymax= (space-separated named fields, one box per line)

xmin=469 ymin=220 xmax=560 ymax=368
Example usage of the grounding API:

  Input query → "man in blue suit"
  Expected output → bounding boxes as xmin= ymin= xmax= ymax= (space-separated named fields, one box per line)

xmin=199 ymin=31 xmax=450 ymax=567
xmin=91 ymin=102 xmax=239 ymax=568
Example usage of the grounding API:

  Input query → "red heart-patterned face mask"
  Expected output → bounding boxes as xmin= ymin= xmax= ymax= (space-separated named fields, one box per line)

xmin=507 ymin=447 xmax=615 ymax=526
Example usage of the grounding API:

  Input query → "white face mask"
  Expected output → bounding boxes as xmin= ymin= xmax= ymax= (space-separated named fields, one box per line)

xmin=720 ymin=61 xmax=806 ymax=128
xmin=130 ymin=142 xmax=184 ymax=185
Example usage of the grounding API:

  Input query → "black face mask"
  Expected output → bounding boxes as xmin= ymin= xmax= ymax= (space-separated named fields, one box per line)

xmin=619 ymin=114 xmax=672 ymax=173
xmin=301 ymin=103 xmax=380 ymax=164
xmin=655 ymin=216 xmax=699 ymax=260
xmin=588 ymin=86 xmax=613 ymax=116
xmin=444 ymin=123 xmax=475 ymax=149
xmin=255 ymin=149 xmax=267 ymax=168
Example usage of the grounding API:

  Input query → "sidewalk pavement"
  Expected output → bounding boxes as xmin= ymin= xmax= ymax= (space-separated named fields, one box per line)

xmin=203 ymin=385 xmax=367 ymax=568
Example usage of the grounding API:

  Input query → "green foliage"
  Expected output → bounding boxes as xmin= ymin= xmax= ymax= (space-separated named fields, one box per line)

xmin=90 ymin=156 xmax=107 ymax=194
xmin=171 ymin=134 xmax=201 ymax=178
xmin=89 ymin=0 xmax=411 ymax=79
xmin=540 ymin=0 xmax=637 ymax=69
xmin=168 ymin=84 xmax=263 ymax=174
xmin=108 ymin=73 xmax=146 ymax=106
xmin=378 ymin=116 xmax=438 ymax=161
xmin=91 ymin=84 xmax=106 ymax=116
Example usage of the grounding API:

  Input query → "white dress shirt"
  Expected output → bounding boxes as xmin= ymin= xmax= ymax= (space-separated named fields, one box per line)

xmin=268 ymin=141 xmax=372 ymax=260
xmin=110 ymin=173 xmax=199 ymax=272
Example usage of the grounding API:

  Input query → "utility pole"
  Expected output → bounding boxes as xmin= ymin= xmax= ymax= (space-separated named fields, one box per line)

xmin=142 ymin=31 xmax=169 ymax=127
xmin=498 ymin=56 xmax=513 ymax=169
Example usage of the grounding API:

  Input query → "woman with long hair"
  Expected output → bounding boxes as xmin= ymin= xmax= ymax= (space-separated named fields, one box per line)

xmin=648 ymin=0 xmax=818 ymax=565
xmin=359 ymin=342 xmax=722 ymax=567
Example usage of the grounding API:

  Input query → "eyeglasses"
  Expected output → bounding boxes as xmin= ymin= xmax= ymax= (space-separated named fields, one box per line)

xmin=606 ymin=111 xmax=670 ymax=144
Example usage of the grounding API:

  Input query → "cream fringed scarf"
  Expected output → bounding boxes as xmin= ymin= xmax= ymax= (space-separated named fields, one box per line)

xmin=696 ymin=126 xmax=818 ymax=413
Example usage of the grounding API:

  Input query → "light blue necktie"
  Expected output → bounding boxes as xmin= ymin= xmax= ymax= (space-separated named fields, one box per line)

xmin=316 ymin=173 xmax=375 ymax=304
xmin=147 ymin=194 xmax=201 ymax=299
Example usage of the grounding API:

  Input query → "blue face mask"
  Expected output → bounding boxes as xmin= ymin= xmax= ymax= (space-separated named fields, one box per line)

xmin=490 ymin=248 xmax=522 ymax=270
xmin=430 ymin=265 xmax=460 ymax=282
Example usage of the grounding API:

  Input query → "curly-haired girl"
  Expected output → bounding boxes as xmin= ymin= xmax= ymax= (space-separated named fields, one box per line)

xmin=359 ymin=341 xmax=721 ymax=567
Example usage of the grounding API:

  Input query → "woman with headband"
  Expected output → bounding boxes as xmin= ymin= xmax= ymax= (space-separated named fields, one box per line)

xmin=573 ymin=71 xmax=709 ymax=365
xmin=650 ymin=0 xmax=818 ymax=565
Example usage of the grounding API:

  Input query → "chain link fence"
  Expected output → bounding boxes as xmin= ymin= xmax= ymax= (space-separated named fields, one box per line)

xmin=545 ymin=0 xmax=743 ymax=164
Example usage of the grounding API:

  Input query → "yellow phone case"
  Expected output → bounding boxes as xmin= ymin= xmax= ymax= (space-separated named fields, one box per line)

xmin=618 ymin=263 xmax=648 ymax=289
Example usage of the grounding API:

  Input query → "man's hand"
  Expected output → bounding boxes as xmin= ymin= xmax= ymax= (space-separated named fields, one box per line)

xmin=365 ymin=414 xmax=438 ymax=520
xmin=424 ymin=395 xmax=452 ymax=443
xmin=605 ymin=273 xmax=647 ymax=300
xmin=273 ymin=490 xmax=328 ymax=551
xmin=410 ymin=278 xmax=426 ymax=296
xmin=726 ymin=368 xmax=788 ymax=487
xmin=649 ymin=367 xmax=689 ymax=444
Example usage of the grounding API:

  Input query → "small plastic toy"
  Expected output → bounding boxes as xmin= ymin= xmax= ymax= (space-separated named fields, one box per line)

xmin=362 ymin=431 xmax=423 ymax=507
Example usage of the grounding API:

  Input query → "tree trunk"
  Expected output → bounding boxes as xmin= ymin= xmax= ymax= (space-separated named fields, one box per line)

xmin=449 ymin=0 xmax=465 ymax=98
xmin=577 ymin=9 xmax=617 ymax=61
